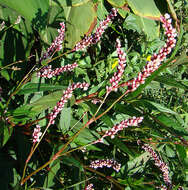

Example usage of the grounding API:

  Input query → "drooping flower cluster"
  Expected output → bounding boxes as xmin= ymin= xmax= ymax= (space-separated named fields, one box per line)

xmin=90 ymin=159 xmax=121 ymax=172
xmin=32 ymin=125 xmax=42 ymax=143
xmin=106 ymin=38 xmax=126 ymax=93
xmin=48 ymin=82 xmax=89 ymax=125
xmin=124 ymin=13 xmax=177 ymax=92
xmin=37 ymin=62 xmax=78 ymax=78
xmin=74 ymin=8 xmax=117 ymax=51
xmin=141 ymin=143 xmax=171 ymax=187
xmin=85 ymin=183 xmax=94 ymax=190
xmin=40 ymin=22 xmax=65 ymax=62
xmin=96 ymin=116 xmax=143 ymax=143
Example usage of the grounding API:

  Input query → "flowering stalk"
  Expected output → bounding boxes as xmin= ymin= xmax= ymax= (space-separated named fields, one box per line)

xmin=40 ymin=22 xmax=65 ymax=62
xmin=140 ymin=143 xmax=171 ymax=187
xmin=48 ymin=82 xmax=89 ymax=125
xmin=32 ymin=125 xmax=42 ymax=143
xmin=124 ymin=13 xmax=177 ymax=92
xmin=90 ymin=159 xmax=121 ymax=172
xmin=74 ymin=8 xmax=117 ymax=51
xmin=95 ymin=116 xmax=143 ymax=143
xmin=22 ymin=82 xmax=89 ymax=182
xmin=106 ymin=38 xmax=126 ymax=93
xmin=37 ymin=62 xmax=78 ymax=78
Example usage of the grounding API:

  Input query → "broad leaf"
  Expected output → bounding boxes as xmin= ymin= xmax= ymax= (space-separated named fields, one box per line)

xmin=106 ymin=0 xmax=125 ymax=7
xmin=29 ymin=90 xmax=64 ymax=113
xmin=124 ymin=13 xmax=159 ymax=40
xmin=0 ymin=0 xmax=49 ymax=24
xmin=127 ymin=0 xmax=161 ymax=19
xmin=59 ymin=107 xmax=72 ymax=133
xmin=51 ymin=0 xmax=89 ymax=7
xmin=65 ymin=1 xmax=97 ymax=49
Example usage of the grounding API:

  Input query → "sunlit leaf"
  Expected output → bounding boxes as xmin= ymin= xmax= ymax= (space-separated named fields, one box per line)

xmin=0 ymin=0 xmax=49 ymax=23
xmin=127 ymin=0 xmax=161 ymax=19
xmin=65 ymin=1 xmax=97 ymax=49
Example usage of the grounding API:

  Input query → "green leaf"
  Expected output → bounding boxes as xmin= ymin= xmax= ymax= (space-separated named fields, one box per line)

xmin=124 ymin=13 xmax=159 ymax=40
xmin=127 ymin=0 xmax=161 ymax=19
xmin=65 ymin=1 xmax=97 ymax=49
xmin=61 ymin=156 xmax=84 ymax=171
xmin=88 ymin=81 xmax=105 ymax=94
xmin=29 ymin=90 xmax=64 ymax=113
xmin=109 ymin=138 xmax=135 ymax=158
xmin=51 ymin=0 xmax=89 ymax=7
xmin=0 ymin=120 xmax=13 ymax=147
xmin=156 ymin=114 xmax=188 ymax=135
xmin=44 ymin=160 xmax=60 ymax=188
xmin=0 ymin=0 xmax=49 ymax=23
xmin=176 ymin=144 xmax=186 ymax=161
xmin=68 ymin=118 xmax=108 ymax=148
xmin=59 ymin=107 xmax=72 ymax=133
xmin=18 ymin=83 xmax=67 ymax=95
xmin=106 ymin=0 xmax=125 ymax=7
xmin=86 ymin=102 xmax=114 ymax=127
xmin=136 ymin=100 xmax=178 ymax=115
xmin=0 ymin=70 xmax=10 ymax=81
xmin=154 ymin=75 xmax=188 ymax=90
xmin=127 ymin=152 xmax=150 ymax=174
xmin=165 ymin=145 xmax=176 ymax=158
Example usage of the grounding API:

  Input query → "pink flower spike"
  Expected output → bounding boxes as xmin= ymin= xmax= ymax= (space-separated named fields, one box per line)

xmin=124 ymin=13 xmax=177 ymax=92
xmin=40 ymin=22 xmax=65 ymax=62
xmin=141 ymin=143 xmax=171 ymax=187
xmin=106 ymin=38 xmax=126 ymax=93
xmin=37 ymin=62 xmax=78 ymax=78
xmin=48 ymin=82 xmax=89 ymax=125
xmin=90 ymin=159 xmax=121 ymax=172
xmin=74 ymin=8 xmax=117 ymax=51
xmin=95 ymin=117 xmax=143 ymax=143
xmin=32 ymin=125 xmax=42 ymax=143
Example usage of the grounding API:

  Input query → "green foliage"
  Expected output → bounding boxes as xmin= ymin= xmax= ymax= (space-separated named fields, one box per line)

xmin=0 ymin=0 xmax=187 ymax=189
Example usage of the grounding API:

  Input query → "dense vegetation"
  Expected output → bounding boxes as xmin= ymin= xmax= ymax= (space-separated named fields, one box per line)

xmin=0 ymin=0 xmax=187 ymax=189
